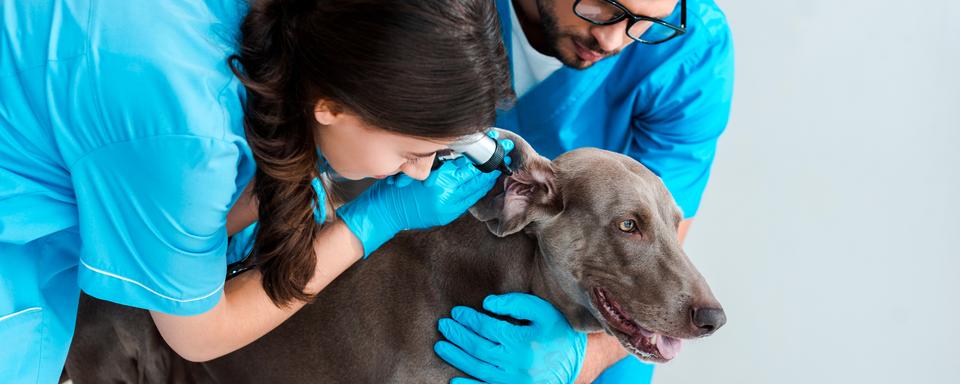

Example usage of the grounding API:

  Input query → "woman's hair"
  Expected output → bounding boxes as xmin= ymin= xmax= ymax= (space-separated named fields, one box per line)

xmin=228 ymin=0 xmax=514 ymax=306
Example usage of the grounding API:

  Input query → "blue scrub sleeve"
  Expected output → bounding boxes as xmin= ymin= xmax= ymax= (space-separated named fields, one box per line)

xmin=592 ymin=355 xmax=655 ymax=384
xmin=71 ymin=136 xmax=245 ymax=315
xmin=630 ymin=31 xmax=734 ymax=219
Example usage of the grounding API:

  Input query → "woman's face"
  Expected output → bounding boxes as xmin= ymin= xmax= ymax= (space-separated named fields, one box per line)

xmin=314 ymin=102 xmax=455 ymax=181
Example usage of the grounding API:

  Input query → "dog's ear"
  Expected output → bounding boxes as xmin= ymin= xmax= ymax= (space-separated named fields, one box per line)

xmin=470 ymin=154 xmax=562 ymax=237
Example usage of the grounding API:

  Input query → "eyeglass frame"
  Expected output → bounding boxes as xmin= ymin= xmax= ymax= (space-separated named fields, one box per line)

xmin=572 ymin=0 xmax=687 ymax=44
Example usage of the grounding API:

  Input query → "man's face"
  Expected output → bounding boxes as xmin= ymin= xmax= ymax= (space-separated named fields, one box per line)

xmin=537 ymin=0 xmax=679 ymax=69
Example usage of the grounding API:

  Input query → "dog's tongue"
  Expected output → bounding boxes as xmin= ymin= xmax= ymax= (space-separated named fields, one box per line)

xmin=657 ymin=335 xmax=683 ymax=360
xmin=629 ymin=332 xmax=683 ymax=361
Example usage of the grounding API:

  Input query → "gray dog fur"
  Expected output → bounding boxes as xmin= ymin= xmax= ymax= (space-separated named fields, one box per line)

xmin=65 ymin=130 xmax=724 ymax=383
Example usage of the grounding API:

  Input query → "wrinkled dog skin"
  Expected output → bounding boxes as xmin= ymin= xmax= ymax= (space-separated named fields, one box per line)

xmin=66 ymin=130 xmax=725 ymax=383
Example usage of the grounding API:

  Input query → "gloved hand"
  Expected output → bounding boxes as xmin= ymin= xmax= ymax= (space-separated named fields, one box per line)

xmin=336 ymin=134 xmax=512 ymax=258
xmin=434 ymin=293 xmax=587 ymax=384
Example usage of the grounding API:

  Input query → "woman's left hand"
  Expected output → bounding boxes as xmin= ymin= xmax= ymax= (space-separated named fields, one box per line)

xmin=227 ymin=178 xmax=259 ymax=236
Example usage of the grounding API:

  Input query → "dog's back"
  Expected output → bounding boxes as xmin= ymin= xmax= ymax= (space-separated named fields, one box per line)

xmin=67 ymin=293 xmax=200 ymax=382
xmin=67 ymin=217 xmax=537 ymax=383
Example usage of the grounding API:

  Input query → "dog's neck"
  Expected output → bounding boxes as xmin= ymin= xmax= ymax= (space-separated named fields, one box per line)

xmin=420 ymin=215 xmax=598 ymax=330
xmin=528 ymin=245 xmax=603 ymax=331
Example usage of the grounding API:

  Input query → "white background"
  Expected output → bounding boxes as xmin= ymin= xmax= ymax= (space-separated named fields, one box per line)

xmin=657 ymin=1 xmax=960 ymax=383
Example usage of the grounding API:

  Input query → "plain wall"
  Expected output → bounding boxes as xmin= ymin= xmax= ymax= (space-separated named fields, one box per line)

xmin=655 ymin=1 xmax=960 ymax=383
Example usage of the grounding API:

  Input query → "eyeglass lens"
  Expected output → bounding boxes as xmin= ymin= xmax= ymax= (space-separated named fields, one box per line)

xmin=575 ymin=0 xmax=679 ymax=43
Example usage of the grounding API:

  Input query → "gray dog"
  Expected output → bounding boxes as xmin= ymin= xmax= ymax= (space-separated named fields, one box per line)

xmin=65 ymin=131 xmax=725 ymax=383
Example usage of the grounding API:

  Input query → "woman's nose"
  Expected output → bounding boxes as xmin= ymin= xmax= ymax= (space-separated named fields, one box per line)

xmin=401 ymin=156 xmax=434 ymax=181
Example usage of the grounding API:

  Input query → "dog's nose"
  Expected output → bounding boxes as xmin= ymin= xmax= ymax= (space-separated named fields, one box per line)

xmin=691 ymin=306 xmax=726 ymax=336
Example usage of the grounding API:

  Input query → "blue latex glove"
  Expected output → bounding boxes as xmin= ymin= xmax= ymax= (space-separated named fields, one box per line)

xmin=434 ymin=293 xmax=587 ymax=384
xmin=337 ymin=135 xmax=512 ymax=258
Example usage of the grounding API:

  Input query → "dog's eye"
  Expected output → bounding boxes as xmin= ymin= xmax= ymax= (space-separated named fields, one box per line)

xmin=617 ymin=219 xmax=638 ymax=233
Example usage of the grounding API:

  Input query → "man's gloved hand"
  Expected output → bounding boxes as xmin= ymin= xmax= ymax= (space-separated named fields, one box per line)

xmin=434 ymin=293 xmax=587 ymax=384
xmin=336 ymin=135 xmax=513 ymax=258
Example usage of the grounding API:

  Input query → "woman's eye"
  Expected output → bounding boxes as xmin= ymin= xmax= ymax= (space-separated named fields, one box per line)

xmin=617 ymin=219 xmax=638 ymax=233
xmin=405 ymin=152 xmax=436 ymax=164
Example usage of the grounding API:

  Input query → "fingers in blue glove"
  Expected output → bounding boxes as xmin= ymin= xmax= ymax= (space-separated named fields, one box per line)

xmin=434 ymin=341 xmax=503 ymax=383
xmin=499 ymin=139 xmax=514 ymax=170
xmin=452 ymin=156 xmax=473 ymax=169
xmin=487 ymin=130 xmax=515 ymax=159
xmin=440 ymin=292 xmax=589 ymax=384
xmin=450 ymin=377 xmax=484 ymax=384
xmin=388 ymin=173 xmax=416 ymax=188
xmin=443 ymin=157 xmax=497 ymax=198
xmin=457 ymin=167 xmax=499 ymax=193
xmin=453 ymin=161 xmax=484 ymax=181
xmin=425 ymin=160 xmax=458 ymax=187
xmin=454 ymin=178 xmax=497 ymax=208
xmin=450 ymin=305 xmax=529 ymax=343
xmin=499 ymin=139 xmax=515 ymax=152
xmin=438 ymin=318 xmax=504 ymax=365
xmin=482 ymin=293 xmax=560 ymax=325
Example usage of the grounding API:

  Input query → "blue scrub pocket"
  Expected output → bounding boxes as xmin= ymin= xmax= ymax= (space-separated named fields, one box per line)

xmin=0 ymin=307 xmax=44 ymax=382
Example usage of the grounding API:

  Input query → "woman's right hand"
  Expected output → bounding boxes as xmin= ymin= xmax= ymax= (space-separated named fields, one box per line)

xmin=336 ymin=155 xmax=505 ymax=258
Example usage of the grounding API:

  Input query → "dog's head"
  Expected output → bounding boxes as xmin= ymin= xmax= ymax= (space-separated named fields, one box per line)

xmin=470 ymin=130 xmax=725 ymax=363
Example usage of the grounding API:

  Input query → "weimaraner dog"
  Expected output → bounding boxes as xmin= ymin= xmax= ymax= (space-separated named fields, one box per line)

xmin=65 ymin=130 xmax=725 ymax=383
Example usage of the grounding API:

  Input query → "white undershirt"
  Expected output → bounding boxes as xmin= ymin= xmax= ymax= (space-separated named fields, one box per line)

xmin=508 ymin=0 xmax=564 ymax=98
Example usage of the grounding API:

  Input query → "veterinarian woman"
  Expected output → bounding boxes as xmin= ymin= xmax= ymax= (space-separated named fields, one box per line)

xmin=0 ymin=1 xmax=514 ymax=382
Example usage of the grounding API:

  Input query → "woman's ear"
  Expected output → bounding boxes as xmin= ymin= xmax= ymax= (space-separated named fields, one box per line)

xmin=314 ymin=99 xmax=342 ymax=125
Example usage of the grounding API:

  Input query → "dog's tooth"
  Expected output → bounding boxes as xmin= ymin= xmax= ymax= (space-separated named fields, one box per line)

xmin=649 ymin=334 xmax=659 ymax=346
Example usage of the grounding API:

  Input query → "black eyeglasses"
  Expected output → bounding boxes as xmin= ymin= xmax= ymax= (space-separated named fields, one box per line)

xmin=573 ymin=0 xmax=686 ymax=45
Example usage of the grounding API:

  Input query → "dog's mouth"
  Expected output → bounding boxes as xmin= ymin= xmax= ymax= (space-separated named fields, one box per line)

xmin=591 ymin=287 xmax=683 ymax=363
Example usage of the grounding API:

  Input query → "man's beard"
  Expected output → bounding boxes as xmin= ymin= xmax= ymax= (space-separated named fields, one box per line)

xmin=536 ymin=0 xmax=618 ymax=69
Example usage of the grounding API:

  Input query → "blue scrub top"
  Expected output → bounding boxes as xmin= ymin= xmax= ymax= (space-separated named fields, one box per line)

xmin=494 ymin=0 xmax=735 ymax=218
xmin=0 ymin=1 xmax=305 ymax=317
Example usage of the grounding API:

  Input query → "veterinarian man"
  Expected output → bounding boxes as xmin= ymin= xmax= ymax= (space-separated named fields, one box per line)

xmin=433 ymin=0 xmax=734 ymax=382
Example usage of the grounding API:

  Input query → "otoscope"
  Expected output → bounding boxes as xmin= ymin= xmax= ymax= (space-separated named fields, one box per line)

xmin=433 ymin=130 xmax=514 ymax=175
